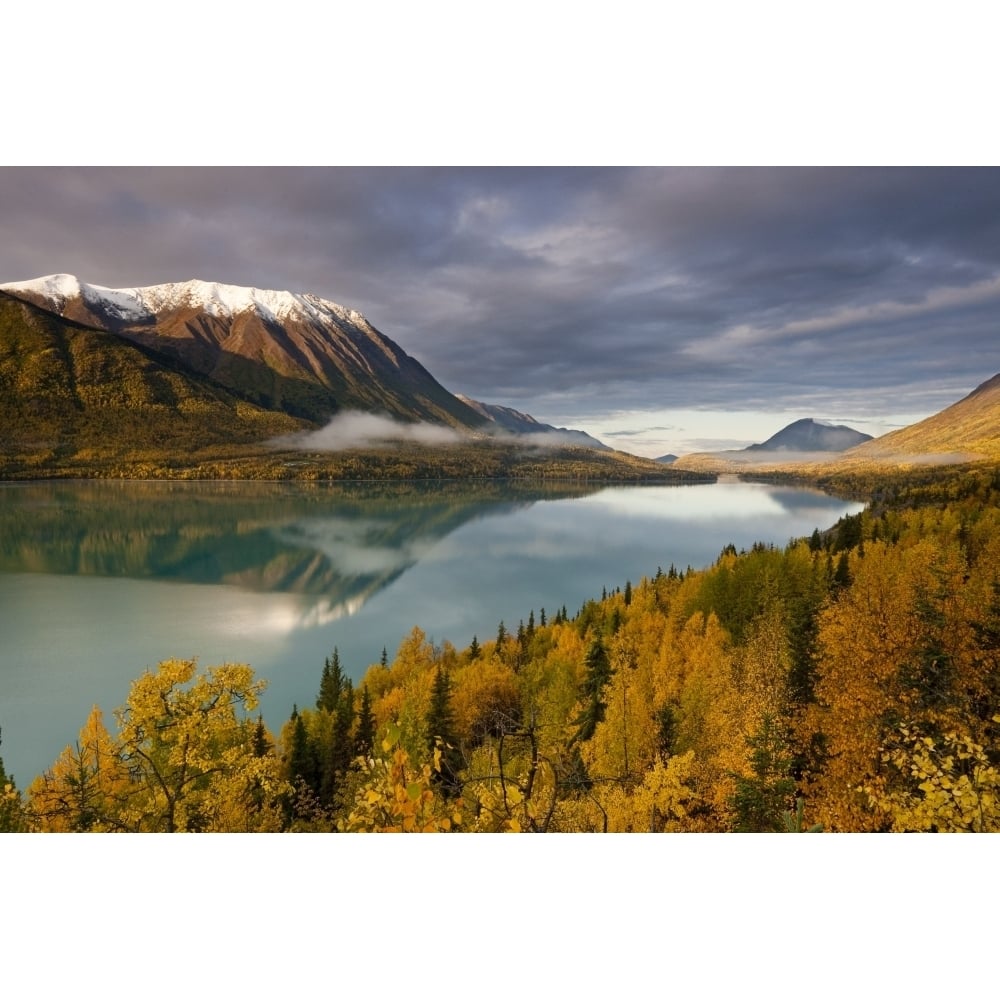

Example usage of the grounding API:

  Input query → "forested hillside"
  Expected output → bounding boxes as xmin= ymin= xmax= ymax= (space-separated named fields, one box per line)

xmin=6 ymin=462 xmax=1000 ymax=832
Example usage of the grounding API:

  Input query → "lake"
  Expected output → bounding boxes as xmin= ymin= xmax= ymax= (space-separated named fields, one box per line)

xmin=0 ymin=478 xmax=864 ymax=784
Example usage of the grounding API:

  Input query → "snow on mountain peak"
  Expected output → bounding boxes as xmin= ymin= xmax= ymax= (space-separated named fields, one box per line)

xmin=0 ymin=274 xmax=370 ymax=328
xmin=1 ymin=273 xmax=83 ymax=305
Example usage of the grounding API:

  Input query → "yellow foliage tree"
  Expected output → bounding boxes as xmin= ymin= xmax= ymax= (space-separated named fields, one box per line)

xmin=600 ymin=751 xmax=699 ymax=832
xmin=862 ymin=723 xmax=1000 ymax=832
xmin=338 ymin=724 xmax=463 ymax=832
xmin=806 ymin=539 xmax=976 ymax=830
xmin=28 ymin=706 xmax=130 ymax=832
xmin=31 ymin=660 xmax=289 ymax=832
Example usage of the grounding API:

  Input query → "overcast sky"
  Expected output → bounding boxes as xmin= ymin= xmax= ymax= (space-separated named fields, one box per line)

xmin=2 ymin=166 xmax=998 ymax=457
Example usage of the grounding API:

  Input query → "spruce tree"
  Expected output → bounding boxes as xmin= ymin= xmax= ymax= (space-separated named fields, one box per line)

xmin=426 ymin=667 xmax=462 ymax=796
xmin=354 ymin=686 xmax=376 ymax=758
xmin=330 ymin=678 xmax=355 ymax=777
xmin=468 ymin=634 xmax=481 ymax=660
xmin=569 ymin=634 xmax=614 ymax=746
xmin=287 ymin=707 xmax=319 ymax=793
xmin=317 ymin=648 xmax=344 ymax=712
xmin=252 ymin=715 xmax=271 ymax=757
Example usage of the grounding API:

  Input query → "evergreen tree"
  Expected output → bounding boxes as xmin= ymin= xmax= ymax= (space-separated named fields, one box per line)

xmin=539 ymin=608 xmax=547 ymax=627
xmin=624 ymin=580 xmax=632 ymax=607
xmin=729 ymin=716 xmax=796 ymax=832
xmin=426 ymin=667 xmax=462 ymax=796
xmin=252 ymin=715 xmax=271 ymax=757
xmin=833 ymin=550 xmax=851 ymax=588
xmin=354 ymin=686 xmax=376 ymax=758
xmin=562 ymin=745 xmax=592 ymax=793
xmin=317 ymin=648 xmax=344 ymax=712
xmin=468 ymin=634 xmax=481 ymax=660
xmin=380 ymin=646 xmax=388 ymax=668
xmin=496 ymin=620 xmax=507 ymax=647
xmin=569 ymin=634 xmax=614 ymax=746
xmin=330 ymin=678 xmax=355 ymax=777
xmin=287 ymin=706 xmax=319 ymax=794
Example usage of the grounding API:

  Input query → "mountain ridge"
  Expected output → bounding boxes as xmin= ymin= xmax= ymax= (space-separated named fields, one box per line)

xmin=0 ymin=282 xmax=683 ymax=481
xmin=0 ymin=274 xmax=487 ymax=429
xmin=837 ymin=372 xmax=1000 ymax=465
xmin=455 ymin=395 xmax=610 ymax=449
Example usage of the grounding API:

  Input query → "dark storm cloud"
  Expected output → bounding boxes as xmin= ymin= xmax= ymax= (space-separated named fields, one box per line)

xmin=2 ymin=166 xmax=998 ymax=423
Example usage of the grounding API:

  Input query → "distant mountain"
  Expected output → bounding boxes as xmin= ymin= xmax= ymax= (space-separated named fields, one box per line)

xmin=455 ymin=395 xmax=609 ymax=450
xmin=839 ymin=373 xmax=1000 ymax=465
xmin=673 ymin=376 xmax=1000 ymax=474
xmin=1 ymin=274 xmax=487 ymax=429
xmin=746 ymin=418 xmax=872 ymax=452
xmin=654 ymin=454 xmax=678 ymax=464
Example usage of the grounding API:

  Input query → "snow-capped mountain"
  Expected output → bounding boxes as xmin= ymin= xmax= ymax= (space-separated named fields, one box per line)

xmin=1 ymin=274 xmax=485 ymax=428
xmin=1 ymin=274 xmax=371 ymax=328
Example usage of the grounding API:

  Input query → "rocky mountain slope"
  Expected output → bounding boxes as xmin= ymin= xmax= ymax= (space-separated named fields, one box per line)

xmin=0 ymin=292 xmax=305 ymax=472
xmin=1 ymin=275 xmax=487 ymax=428
xmin=837 ymin=372 xmax=1000 ymax=466
xmin=0 ymin=280 xmax=680 ymax=481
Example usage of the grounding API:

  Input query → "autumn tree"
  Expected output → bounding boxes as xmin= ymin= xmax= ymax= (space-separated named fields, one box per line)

xmin=28 ymin=706 xmax=129 ymax=832
xmin=338 ymin=723 xmax=463 ymax=833
xmin=114 ymin=659 xmax=287 ymax=831
xmin=0 ymin=727 xmax=31 ymax=833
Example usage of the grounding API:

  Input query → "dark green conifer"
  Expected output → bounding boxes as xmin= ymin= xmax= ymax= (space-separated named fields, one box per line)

xmin=287 ymin=706 xmax=319 ymax=793
xmin=569 ymin=634 xmax=614 ymax=746
xmin=354 ymin=686 xmax=376 ymax=758
xmin=426 ymin=666 xmax=462 ymax=796
xmin=252 ymin=714 xmax=270 ymax=757
xmin=317 ymin=648 xmax=345 ymax=712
